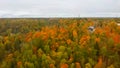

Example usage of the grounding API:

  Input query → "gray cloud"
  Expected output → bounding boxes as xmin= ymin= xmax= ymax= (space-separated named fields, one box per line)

xmin=0 ymin=0 xmax=120 ymax=17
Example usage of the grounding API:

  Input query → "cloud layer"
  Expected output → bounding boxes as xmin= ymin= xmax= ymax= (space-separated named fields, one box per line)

xmin=0 ymin=0 xmax=120 ymax=17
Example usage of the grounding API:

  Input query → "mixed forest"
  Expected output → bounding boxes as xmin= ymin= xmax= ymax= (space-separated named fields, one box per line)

xmin=0 ymin=18 xmax=120 ymax=68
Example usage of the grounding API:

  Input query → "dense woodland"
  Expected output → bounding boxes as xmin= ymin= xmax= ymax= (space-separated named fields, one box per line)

xmin=0 ymin=18 xmax=120 ymax=68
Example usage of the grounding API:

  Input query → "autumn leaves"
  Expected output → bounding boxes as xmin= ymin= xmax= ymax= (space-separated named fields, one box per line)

xmin=0 ymin=19 xmax=120 ymax=68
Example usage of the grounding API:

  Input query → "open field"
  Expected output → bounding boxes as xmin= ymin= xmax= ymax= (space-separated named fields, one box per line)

xmin=0 ymin=18 xmax=120 ymax=68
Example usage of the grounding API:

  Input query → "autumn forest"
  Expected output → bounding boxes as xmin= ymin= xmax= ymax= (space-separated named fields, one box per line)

xmin=0 ymin=18 xmax=120 ymax=68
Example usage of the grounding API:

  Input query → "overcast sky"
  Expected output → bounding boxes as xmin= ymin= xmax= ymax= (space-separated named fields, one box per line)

xmin=0 ymin=0 xmax=120 ymax=17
